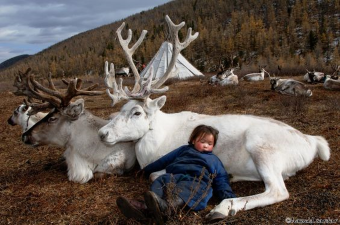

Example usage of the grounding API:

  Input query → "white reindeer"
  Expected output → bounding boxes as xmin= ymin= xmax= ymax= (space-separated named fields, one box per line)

xmin=323 ymin=75 xmax=340 ymax=91
xmin=98 ymin=15 xmax=330 ymax=221
xmin=270 ymin=77 xmax=312 ymax=97
xmin=209 ymin=70 xmax=230 ymax=85
xmin=219 ymin=68 xmax=239 ymax=86
xmin=7 ymin=102 xmax=47 ymax=132
xmin=241 ymin=67 xmax=270 ymax=81
xmin=16 ymin=69 xmax=136 ymax=184
xmin=209 ymin=68 xmax=239 ymax=86
xmin=303 ymin=69 xmax=325 ymax=83
xmin=323 ymin=65 xmax=340 ymax=90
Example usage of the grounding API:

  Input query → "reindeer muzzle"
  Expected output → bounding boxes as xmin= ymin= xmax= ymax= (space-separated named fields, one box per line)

xmin=7 ymin=117 xmax=15 ymax=126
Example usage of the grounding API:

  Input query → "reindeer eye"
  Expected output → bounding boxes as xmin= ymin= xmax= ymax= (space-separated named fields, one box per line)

xmin=134 ymin=112 xmax=141 ymax=116
xmin=48 ymin=117 xmax=57 ymax=123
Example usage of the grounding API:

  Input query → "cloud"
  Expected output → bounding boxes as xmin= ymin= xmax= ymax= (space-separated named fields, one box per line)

xmin=0 ymin=0 xmax=170 ymax=63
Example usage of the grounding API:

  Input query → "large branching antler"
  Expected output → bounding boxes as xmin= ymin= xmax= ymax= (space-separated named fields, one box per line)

xmin=106 ymin=15 xmax=199 ymax=107
xmin=153 ymin=15 xmax=199 ymax=88
xmin=23 ymin=98 xmax=52 ymax=116
xmin=116 ymin=22 xmax=147 ymax=93
xmin=13 ymin=69 xmax=104 ymax=114
xmin=124 ymin=65 xmax=169 ymax=99
xmin=13 ymin=68 xmax=37 ymax=97
xmin=30 ymin=76 xmax=104 ymax=108
xmin=13 ymin=68 xmax=60 ymax=113
xmin=104 ymin=61 xmax=168 ymax=105
xmin=104 ymin=61 xmax=128 ymax=106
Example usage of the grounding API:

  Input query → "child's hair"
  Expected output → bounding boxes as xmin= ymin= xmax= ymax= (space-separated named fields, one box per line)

xmin=189 ymin=125 xmax=219 ymax=146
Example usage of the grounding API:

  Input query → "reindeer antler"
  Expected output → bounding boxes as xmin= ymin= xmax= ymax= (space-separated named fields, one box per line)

xmin=23 ymin=98 xmax=52 ymax=115
xmin=13 ymin=68 xmax=35 ymax=97
xmin=104 ymin=61 xmax=128 ymax=106
xmin=116 ymin=22 xmax=147 ymax=93
xmin=124 ymin=66 xmax=169 ymax=98
xmin=153 ymin=15 xmax=199 ymax=88
xmin=30 ymin=75 xmax=104 ymax=108
xmin=13 ymin=69 xmax=104 ymax=114
xmin=106 ymin=15 xmax=199 ymax=107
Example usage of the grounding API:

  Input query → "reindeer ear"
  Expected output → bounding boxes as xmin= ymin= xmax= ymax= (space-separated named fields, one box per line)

xmin=61 ymin=98 xmax=84 ymax=119
xmin=152 ymin=96 xmax=166 ymax=110
xmin=144 ymin=96 xmax=166 ymax=116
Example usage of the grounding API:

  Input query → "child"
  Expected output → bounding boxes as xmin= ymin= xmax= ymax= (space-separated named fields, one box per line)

xmin=117 ymin=125 xmax=235 ymax=224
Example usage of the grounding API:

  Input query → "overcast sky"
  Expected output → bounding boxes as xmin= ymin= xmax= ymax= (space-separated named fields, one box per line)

xmin=0 ymin=0 xmax=170 ymax=64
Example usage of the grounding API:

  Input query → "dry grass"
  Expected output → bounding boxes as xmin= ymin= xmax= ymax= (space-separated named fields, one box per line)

xmin=0 ymin=74 xmax=339 ymax=224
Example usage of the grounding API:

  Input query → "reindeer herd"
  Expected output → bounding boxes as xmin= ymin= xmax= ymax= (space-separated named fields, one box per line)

xmin=209 ymin=62 xmax=340 ymax=96
xmin=7 ymin=15 xmax=332 ymax=221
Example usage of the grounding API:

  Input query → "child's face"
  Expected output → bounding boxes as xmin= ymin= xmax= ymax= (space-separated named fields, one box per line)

xmin=193 ymin=133 xmax=215 ymax=152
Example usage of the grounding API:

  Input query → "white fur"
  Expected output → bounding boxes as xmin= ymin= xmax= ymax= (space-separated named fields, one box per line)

xmin=22 ymin=99 xmax=136 ymax=184
xmin=209 ymin=69 xmax=238 ymax=86
xmin=312 ymin=72 xmax=324 ymax=81
xmin=303 ymin=73 xmax=310 ymax=82
xmin=323 ymin=75 xmax=340 ymax=90
xmin=209 ymin=70 xmax=229 ymax=85
xmin=219 ymin=68 xmax=239 ymax=86
xmin=304 ymin=71 xmax=324 ymax=83
xmin=209 ymin=75 xmax=220 ymax=84
xmin=8 ymin=104 xmax=47 ymax=132
xmin=241 ymin=68 xmax=269 ymax=81
xmin=98 ymin=96 xmax=330 ymax=219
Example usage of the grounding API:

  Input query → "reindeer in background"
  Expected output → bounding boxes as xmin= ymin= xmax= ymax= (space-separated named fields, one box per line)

xmin=241 ymin=66 xmax=270 ymax=81
xmin=98 ymin=15 xmax=330 ymax=221
xmin=304 ymin=69 xmax=325 ymax=83
xmin=209 ymin=57 xmax=239 ymax=86
xmin=324 ymin=64 xmax=340 ymax=90
xmin=270 ymin=77 xmax=312 ymax=97
xmin=209 ymin=67 xmax=239 ymax=86
xmin=219 ymin=67 xmax=239 ymax=86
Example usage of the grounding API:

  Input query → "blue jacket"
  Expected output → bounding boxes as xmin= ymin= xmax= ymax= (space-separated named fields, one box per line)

xmin=143 ymin=144 xmax=235 ymax=211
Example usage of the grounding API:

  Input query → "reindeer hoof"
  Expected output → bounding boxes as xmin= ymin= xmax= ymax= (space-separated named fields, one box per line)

xmin=205 ymin=212 xmax=226 ymax=223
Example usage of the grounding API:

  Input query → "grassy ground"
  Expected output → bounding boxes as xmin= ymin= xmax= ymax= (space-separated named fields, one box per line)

xmin=0 ymin=74 xmax=339 ymax=224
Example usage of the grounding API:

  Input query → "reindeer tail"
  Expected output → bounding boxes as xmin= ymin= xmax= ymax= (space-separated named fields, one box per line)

xmin=314 ymin=136 xmax=330 ymax=161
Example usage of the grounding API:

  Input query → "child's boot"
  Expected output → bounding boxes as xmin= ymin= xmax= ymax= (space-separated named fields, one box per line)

xmin=116 ymin=196 xmax=147 ymax=221
xmin=144 ymin=191 xmax=167 ymax=225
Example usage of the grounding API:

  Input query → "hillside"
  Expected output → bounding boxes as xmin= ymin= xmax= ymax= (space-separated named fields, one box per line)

xmin=0 ymin=0 xmax=339 ymax=80
xmin=0 ymin=54 xmax=30 ymax=70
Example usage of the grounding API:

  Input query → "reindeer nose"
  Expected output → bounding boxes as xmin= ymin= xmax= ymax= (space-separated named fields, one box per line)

xmin=99 ymin=131 xmax=109 ymax=141
xmin=7 ymin=117 xmax=15 ymax=126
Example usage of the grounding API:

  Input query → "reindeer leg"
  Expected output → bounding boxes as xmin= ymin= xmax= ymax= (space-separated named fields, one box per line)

xmin=64 ymin=148 xmax=95 ymax=184
xmin=206 ymin=148 xmax=289 ymax=220
xmin=95 ymin=151 xmax=126 ymax=175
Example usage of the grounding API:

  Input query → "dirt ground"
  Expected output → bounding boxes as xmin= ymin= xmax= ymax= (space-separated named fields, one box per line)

xmin=0 ymin=74 xmax=339 ymax=224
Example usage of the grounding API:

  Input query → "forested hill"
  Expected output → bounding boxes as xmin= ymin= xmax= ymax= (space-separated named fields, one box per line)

xmin=0 ymin=0 xmax=339 ymax=80
xmin=0 ymin=55 xmax=30 ymax=70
